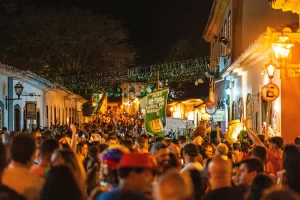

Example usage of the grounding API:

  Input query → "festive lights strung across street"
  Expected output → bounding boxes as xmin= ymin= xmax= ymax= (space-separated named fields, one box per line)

xmin=56 ymin=56 xmax=211 ymax=95
xmin=127 ymin=56 xmax=210 ymax=82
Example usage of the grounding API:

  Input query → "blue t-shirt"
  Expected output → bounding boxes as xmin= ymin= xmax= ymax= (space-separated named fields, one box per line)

xmin=97 ymin=189 xmax=146 ymax=200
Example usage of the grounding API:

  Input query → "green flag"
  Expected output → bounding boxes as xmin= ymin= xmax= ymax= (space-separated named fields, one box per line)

xmin=145 ymin=88 xmax=169 ymax=137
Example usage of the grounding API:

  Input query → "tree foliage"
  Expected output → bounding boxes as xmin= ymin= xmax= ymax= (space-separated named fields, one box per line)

xmin=165 ymin=39 xmax=208 ymax=101
xmin=0 ymin=6 xmax=136 ymax=115
xmin=165 ymin=39 xmax=196 ymax=62
xmin=1 ymin=6 xmax=135 ymax=89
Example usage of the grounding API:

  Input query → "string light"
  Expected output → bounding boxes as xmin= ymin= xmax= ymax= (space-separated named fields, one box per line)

xmin=56 ymin=57 xmax=211 ymax=97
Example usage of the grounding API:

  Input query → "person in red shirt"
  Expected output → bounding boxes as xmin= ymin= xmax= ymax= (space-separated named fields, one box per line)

xmin=243 ymin=120 xmax=283 ymax=176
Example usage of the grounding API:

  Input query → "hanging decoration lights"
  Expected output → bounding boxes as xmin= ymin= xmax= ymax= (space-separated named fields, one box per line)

xmin=56 ymin=57 xmax=211 ymax=97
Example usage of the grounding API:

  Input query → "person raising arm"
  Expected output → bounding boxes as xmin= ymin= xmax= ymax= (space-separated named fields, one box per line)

xmin=243 ymin=120 xmax=283 ymax=176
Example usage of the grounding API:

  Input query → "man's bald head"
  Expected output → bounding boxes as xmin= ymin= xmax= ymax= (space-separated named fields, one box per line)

xmin=155 ymin=169 xmax=193 ymax=200
xmin=208 ymin=156 xmax=232 ymax=189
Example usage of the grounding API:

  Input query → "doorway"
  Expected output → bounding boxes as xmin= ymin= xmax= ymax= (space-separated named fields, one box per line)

xmin=37 ymin=110 xmax=40 ymax=129
xmin=14 ymin=104 xmax=21 ymax=131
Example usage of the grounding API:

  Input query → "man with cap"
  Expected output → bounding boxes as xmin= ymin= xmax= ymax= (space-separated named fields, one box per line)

xmin=90 ymin=132 xmax=102 ymax=146
xmin=97 ymin=152 xmax=156 ymax=200
xmin=180 ymin=143 xmax=203 ymax=173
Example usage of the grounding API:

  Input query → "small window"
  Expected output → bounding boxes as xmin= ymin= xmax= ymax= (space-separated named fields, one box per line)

xmin=66 ymin=108 xmax=68 ymax=125
xmin=224 ymin=20 xmax=227 ymax=39
xmin=62 ymin=109 xmax=64 ymax=125
xmin=57 ymin=107 xmax=60 ymax=125
xmin=0 ymin=107 xmax=2 ymax=129
xmin=23 ymin=110 xmax=27 ymax=130
xmin=219 ymin=32 xmax=222 ymax=54
xmin=224 ymin=21 xmax=227 ymax=55
xmin=50 ymin=106 xmax=53 ymax=125
xmin=46 ymin=106 xmax=48 ymax=119
xmin=54 ymin=107 xmax=57 ymax=125
xmin=228 ymin=11 xmax=231 ymax=40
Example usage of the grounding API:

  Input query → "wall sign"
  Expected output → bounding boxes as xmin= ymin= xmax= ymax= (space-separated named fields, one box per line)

xmin=25 ymin=101 xmax=37 ymax=120
xmin=213 ymin=109 xmax=226 ymax=121
xmin=206 ymin=100 xmax=215 ymax=109
xmin=205 ymin=105 xmax=216 ymax=115
xmin=261 ymin=82 xmax=280 ymax=102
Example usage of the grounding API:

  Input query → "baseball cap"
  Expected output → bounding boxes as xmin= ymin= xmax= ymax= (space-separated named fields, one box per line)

xmin=119 ymin=152 xmax=155 ymax=169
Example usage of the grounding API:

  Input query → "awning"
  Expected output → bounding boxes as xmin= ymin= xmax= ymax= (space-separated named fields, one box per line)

xmin=213 ymin=109 xmax=226 ymax=121
xmin=200 ymin=109 xmax=226 ymax=121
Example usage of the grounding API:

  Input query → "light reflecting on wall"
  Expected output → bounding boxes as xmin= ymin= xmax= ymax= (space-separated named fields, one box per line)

xmin=187 ymin=111 xmax=194 ymax=121
xmin=241 ymin=71 xmax=248 ymax=118
xmin=233 ymin=68 xmax=240 ymax=73
xmin=274 ymin=99 xmax=280 ymax=112
xmin=263 ymin=73 xmax=269 ymax=85
xmin=233 ymin=80 xmax=239 ymax=101
xmin=173 ymin=111 xmax=181 ymax=118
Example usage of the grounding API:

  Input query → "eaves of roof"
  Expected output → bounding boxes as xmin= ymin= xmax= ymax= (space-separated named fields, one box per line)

xmin=203 ymin=0 xmax=230 ymax=42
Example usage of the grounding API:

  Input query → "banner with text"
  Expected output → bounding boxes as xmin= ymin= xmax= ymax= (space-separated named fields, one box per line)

xmin=145 ymin=88 xmax=169 ymax=137
xmin=25 ymin=101 xmax=37 ymax=120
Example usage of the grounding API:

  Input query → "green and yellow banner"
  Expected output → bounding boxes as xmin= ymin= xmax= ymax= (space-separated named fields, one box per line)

xmin=145 ymin=88 xmax=169 ymax=137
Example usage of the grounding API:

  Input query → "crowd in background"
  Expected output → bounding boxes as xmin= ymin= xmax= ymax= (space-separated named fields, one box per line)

xmin=0 ymin=113 xmax=299 ymax=200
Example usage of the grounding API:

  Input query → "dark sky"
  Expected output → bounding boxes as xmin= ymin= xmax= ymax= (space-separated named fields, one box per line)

xmin=5 ymin=0 xmax=213 ymax=99
xmin=15 ymin=0 xmax=213 ymax=65
xmin=90 ymin=0 xmax=213 ymax=64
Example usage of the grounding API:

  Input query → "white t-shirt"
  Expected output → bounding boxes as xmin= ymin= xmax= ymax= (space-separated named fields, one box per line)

xmin=180 ymin=162 xmax=203 ymax=173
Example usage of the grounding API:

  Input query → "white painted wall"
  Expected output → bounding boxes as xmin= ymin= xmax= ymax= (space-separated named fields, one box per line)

xmin=45 ymin=90 xmax=85 ymax=127
xmin=232 ymin=50 xmax=282 ymax=135
xmin=12 ymin=79 xmax=44 ymax=130
xmin=0 ymin=75 xmax=8 ymax=128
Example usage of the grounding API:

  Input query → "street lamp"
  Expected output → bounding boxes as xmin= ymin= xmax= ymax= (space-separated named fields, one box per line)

xmin=272 ymin=34 xmax=293 ymax=64
xmin=265 ymin=34 xmax=294 ymax=79
xmin=226 ymin=87 xmax=231 ymax=95
xmin=265 ymin=60 xmax=277 ymax=80
xmin=6 ymin=82 xmax=24 ymax=109
xmin=14 ymin=82 xmax=24 ymax=98
xmin=225 ymin=81 xmax=232 ymax=95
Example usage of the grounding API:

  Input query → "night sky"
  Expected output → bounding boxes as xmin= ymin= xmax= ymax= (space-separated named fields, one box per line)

xmin=15 ymin=0 xmax=213 ymax=65
xmin=5 ymin=0 xmax=213 ymax=99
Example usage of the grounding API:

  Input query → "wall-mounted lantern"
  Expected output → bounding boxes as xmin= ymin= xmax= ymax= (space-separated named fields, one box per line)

xmin=5 ymin=82 xmax=24 ymax=109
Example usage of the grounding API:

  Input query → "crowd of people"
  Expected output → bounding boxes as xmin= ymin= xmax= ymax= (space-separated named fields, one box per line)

xmin=0 ymin=113 xmax=299 ymax=200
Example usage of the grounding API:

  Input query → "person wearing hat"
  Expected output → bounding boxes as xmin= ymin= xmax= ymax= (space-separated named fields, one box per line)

xmin=90 ymin=132 xmax=102 ymax=146
xmin=181 ymin=143 xmax=203 ymax=173
xmin=97 ymin=152 xmax=156 ymax=200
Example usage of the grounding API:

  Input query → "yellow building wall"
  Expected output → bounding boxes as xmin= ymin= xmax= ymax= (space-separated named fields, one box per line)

xmin=281 ymin=71 xmax=300 ymax=143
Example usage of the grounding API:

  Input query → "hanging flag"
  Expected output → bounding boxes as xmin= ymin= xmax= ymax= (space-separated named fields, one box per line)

xmin=144 ymin=88 xmax=169 ymax=137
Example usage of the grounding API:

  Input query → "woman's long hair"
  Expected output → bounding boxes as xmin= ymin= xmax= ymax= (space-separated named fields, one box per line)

xmin=51 ymin=149 xmax=87 ymax=192
xmin=40 ymin=166 xmax=82 ymax=200
xmin=246 ymin=174 xmax=275 ymax=200
xmin=283 ymin=144 xmax=300 ymax=193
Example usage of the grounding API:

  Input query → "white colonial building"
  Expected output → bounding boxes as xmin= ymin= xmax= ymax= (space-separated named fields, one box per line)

xmin=0 ymin=63 xmax=88 ymax=131
xmin=203 ymin=0 xmax=300 ymax=143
